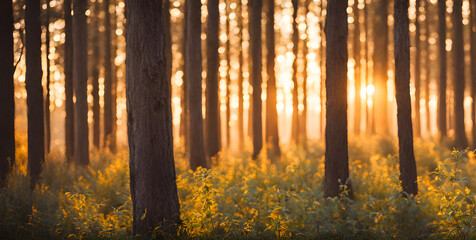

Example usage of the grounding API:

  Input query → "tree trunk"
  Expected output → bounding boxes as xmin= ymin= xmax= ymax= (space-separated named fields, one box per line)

xmin=437 ymin=0 xmax=447 ymax=140
xmin=104 ymin=0 xmax=114 ymax=151
xmin=373 ymin=0 xmax=389 ymax=135
xmin=25 ymin=0 xmax=45 ymax=188
xmin=238 ymin=0 xmax=245 ymax=150
xmin=73 ymin=0 xmax=89 ymax=166
xmin=64 ymin=0 xmax=74 ymax=163
xmin=353 ymin=0 xmax=361 ymax=135
xmin=45 ymin=0 xmax=51 ymax=154
xmin=125 ymin=1 xmax=181 ymax=236
xmin=164 ymin=0 xmax=172 ymax=88
xmin=291 ymin=0 xmax=300 ymax=144
xmin=301 ymin=0 xmax=311 ymax=143
xmin=394 ymin=0 xmax=418 ymax=195
xmin=364 ymin=0 xmax=371 ymax=135
xmin=414 ymin=0 xmax=422 ymax=137
xmin=225 ymin=0 xmax=231 ymax=148
xmin=319 ymin=0 xmax=326 ymax=139
xmin=206 ymin=0 xmax=220 ymax=157
xmin=249 ymin=0 xmax=263 ymax=159
xmin=470 ymin=0 xmax=476 ymax=146
xmin=0 ymin=0 xmax=15 ymax=186
xmin=92 ymin=0 xmax=101 ymax=150
xmin=453 ymin=0 xmax=468 ymax=148
xmin=266 ymin=0 xmax=280 ymax=156
xmin=324 ymin=0 xmax=351 ymax=198
xmin=188 ymin=0 xmax=208 ymax=169
xmin=180 ymin=1 xmax=189 ymax=152
xmin=424 ymin=1 xmax=431 ymax=136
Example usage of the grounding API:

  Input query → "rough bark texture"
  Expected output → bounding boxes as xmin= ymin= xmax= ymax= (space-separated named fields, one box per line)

xmin=437 ymin=0 xmax=447 ymax=140
xmin=73 ymin=0 xmax=89 ymax=166
xmin=26 ymin=0 xmax=45 ymax=188
xmin=394 ymin=0 xmax=418 ymax=196
xmin=471 ymin=0 xmax=476 ymax=146
xmin=64 ymin=0 xmax=74 ymax=163
xmin=414 ymin=0 xmax=422 ymax=137
xmin=104 ymin=0 xmax=114 ymax=151
xmin=125 ymin=1 xmax=181 ymax=235
xmin=188 ymin=0 xmax=208 ymax=169
xmin=265 ymin=0 xmax=280 ymax=156
xmin=453 ymin=0 xmax=468 ymax=148
xmin=0 ymin=0 xmax=15 ymax=186
xmin=353 ymin=0 xmax=361 ymax=135
xmin=249 ymin=0 xmax=263 ymax=159
xmin=92 ymin=0 xmax=101 ymax=149
xmin=45 ymin=0 xmax=51 ymax=153
xmin=206 ymin=0 xmax=220 ymax=157
xmin=373 ymin=0 xmax=389 ymax=135
xmin=238 ymin=0 xmax=245 ymax=150
xmin=324 ymin=0 xmax=351 ymax=198
xmin=291 ymin=0 xmax=300 ymax=144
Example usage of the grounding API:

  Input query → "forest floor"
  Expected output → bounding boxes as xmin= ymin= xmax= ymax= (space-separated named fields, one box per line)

xmin=0 ymin=136 xmax=475 ymax=239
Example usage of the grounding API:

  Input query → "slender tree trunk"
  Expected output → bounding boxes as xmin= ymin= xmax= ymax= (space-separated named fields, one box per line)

xmin=92 ymin=0 xmax=101 ymax=150
xmin=64 ymin=0 xmax=74 ymax=163
xmin=164 ymin=0 xmax=172 ymax=87
xmin=125 ymin=1 xmax=181 ymax=236
xmin=0 ymin=0 xmax=15 ymax=186
xmin=373 ymin=0 xmax=389 ymax=135
xmin=424 ymin=1 xmax=431 ymax=136
xmin=206 ymin=0 xmax=220 ymax=157
xmin=249 ymin=0 xmax=263 ymax=159
xmin=353 ymin=0 xmax=361 ymax=135
xmin=110 ymin=5 xmax=118 ymax=152
xmin=45 ymin=0 xmax=51 ymax=153
xmin=266 ymin=0 xmax=280 ymax=156
xmin=238 ymin=0 xmax=245 ymax=149
xmin=188 ymin=0 xmax=208 ymax=169
xmin=453 ymin=0 xmax=468 ymax=148
xmin=291 ymin=0 xmax=300 ymax=144
xmin=394 ymin=0 xmax=418 ymax=195
xmin=364 ymin=0 xmax=370 ymax=134
xmin=180 ymin=1 xmax=189 ymax=152
xmin=104 ymin=0 xmax=114 ymax=151
xmin=319 ymin=0 xmax=326 ymax=139
xmin=225 ymin=0 xmax=231 ymax=148
xmin=438 ymin=0 xmax=447 ymax=140
xmin=300 ymin=0 xmax=311 ymax=143
xmin=470 ymin=0 xmax=476 ymax=146
xmin=26 ymin=0 xmax=45 ymax=187
xmin=414 ymin=0 xmax=422 ymax=137
xmin=324 ymin=0 xmax=351 ymax=198
xmin=73 ymin=0 xmax=89 ymax=166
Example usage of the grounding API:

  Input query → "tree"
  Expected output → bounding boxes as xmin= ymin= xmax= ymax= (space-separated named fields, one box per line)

xmin=394 ymin=0 xmax=418 ymax=196
xmin=164 ymin=0 xmax=172 ymax=85
xmin=0 ymin=0 xmax=15 ymax=186
xmin=237 ymin=0 xmax=245 ymax=149
xmin=323 ymin=0 xmax=351 ymax=198
xmin=188 ymin=0 xmax=208 ymax=169
xmin=225 ymin=0 xmax=231 ymax=148
xmin=104 ymin=0 xmax=114 ymax=151
xmin=249 ymin=0 xmax=263 ymax=159
xmin=300 ymin=0 xmax=311 ymax=142
xmin=319 ymin=0 xmax=326 ymax=139
xmin=92 ymin=0 xmax=101 ymax=149
xmin=73 ymin=0 xmax=89 ymax=166
xmin=64 ymin=0 xmax=74 ymax=163
xmin=470 ymin=0 xmax=476 ymax=147
xmin=266 ymin=0 xmax=280 ymax=156
xmin=437 ymin=0 xmax=447 ymax=140
xmin=180 ymin=1 xmax=189 ymax=151
xmin=373 ymin=0 xmax=389 ymax=135
xmin=453 ymin=0 xmax=468 ymax=148
xmin=25 ymin=0 xmax=45 ymax=187
xmin=424 ymin=1 xmax=431 ymax=135
xmin=125 ymin=1 xmax=181 ymax=235
xmin=414 ymin=0 xmax=422 ymax=137
xmin=291 ymin=0 xmax=300 ymax=144
xmin=206 ymin=0 xmax=220 ymax=158
xmin=45 ymin=0 xmax=51 ymax=153
xmin=353 ymin=0 xmax=361 ymax=135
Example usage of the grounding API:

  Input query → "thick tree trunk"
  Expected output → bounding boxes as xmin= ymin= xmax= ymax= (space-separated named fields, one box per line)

xmin=73 ymin=0 xmax=89 ymax=166
xmin=92 ymin=0 xmax=101 ymax=150
xmin=266 ymin=0 xmax=280 ymax=156
xmin=180 ymin=1 xmax=189 ymax=152
xmin=45 ymin=0 xmax=51 ymax=153
xmin=291 ymin=0 xmax=300 ymax=144
xmin=125 ymin=1 xmax=181 ymax=236
xmin=238 ymin=0 xmax=245 ymax=149
xmin=373 ymin=0 xmax=389 ymax=135
xmin=188 ymin=0 xmax=208 ymax=169
xmin=324 ymin=0 xmax=351 ymax=198
xmin=353 ymin=0 xmax=361 ymax=135
xmin=414 ymin=0 xmax=422 ymax=137
xmin=104 ymin=0 xmax=114 ymax=151
xmin=0 ymin=0 xmax=15 ymax=186
xmin=26 ymin=0 xmax=45 ymax=188
xmin=438 ymin=0 xmax=447 ymax=140
xmin=249 ymin=0 xmax=263 ymax=159
xmin=206 ymin=0 xmax=220 ymax=157
xmin=453 ymin=0 xmax=468 ymax=148
xmin=394 ymin=0 xmax=418 ymax=195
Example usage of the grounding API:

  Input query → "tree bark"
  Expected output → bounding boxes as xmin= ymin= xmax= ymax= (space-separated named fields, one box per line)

xmin=73 ymin=0 xmax=89 ymax=166
xmin=104 ymin=0 xmax=114 ymax=151
xmin=45 ymin=0 xmax=51 ymax=154
xmin=64 ymin=0 xmax=74 ymax=163
xmin=414 ymin=0 xmax=422 ymax=137
xmin=25 ymin=0 xmax=45 ymax=187
xmin=164 ymin=0 xmax=172 ymax=88
xmin=92 ymin=0 xmax=101 ymax=150
xmin=324 ymin=0 xmax=351 ymax=198
xmin=225 ymin=0 xmax=231 ymax=148
xmin=188 ymin=0 xmax=208 ymax=169
xmin=125 ymin=1 xmax=181 ymax=235
xmin=291 ymin=0 xmax=300 ymax=144
xmin=353 ymin=0 xmax=361 ymax=135
xmin=266 ymin=0 xmax=280 ymax=156
xmin=437 ymin=0 xmax=447 ymax=140
xmin=238 ymin=0 xmax=245 ymax=150
xmin=249 ymin=0 xmax=263 ymax=159
xmin=424 ymin=1 xmax=431 ymax=136
xmin=206 ymin=0 xmax=220 ymax=157
xmin=453 ymin=0 xmax=468 ymax=148
xmin=394 ymin=0 xmax=418 ymax=195
xmin=300 ymin=0 xmax=311 ymax=143
xmin=180 ymin=1 xmax=189 ymax=152
xmin=0 ymin=0 xmax=15 ymax=186
xmin=319 ymin=0 xmax=326 ymax=139
xmin=470 ymin=0 xmax=476 ymax=147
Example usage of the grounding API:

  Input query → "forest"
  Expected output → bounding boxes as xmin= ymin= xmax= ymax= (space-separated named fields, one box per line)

xmin=0 ymin=0 xmax=476 ymax=239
